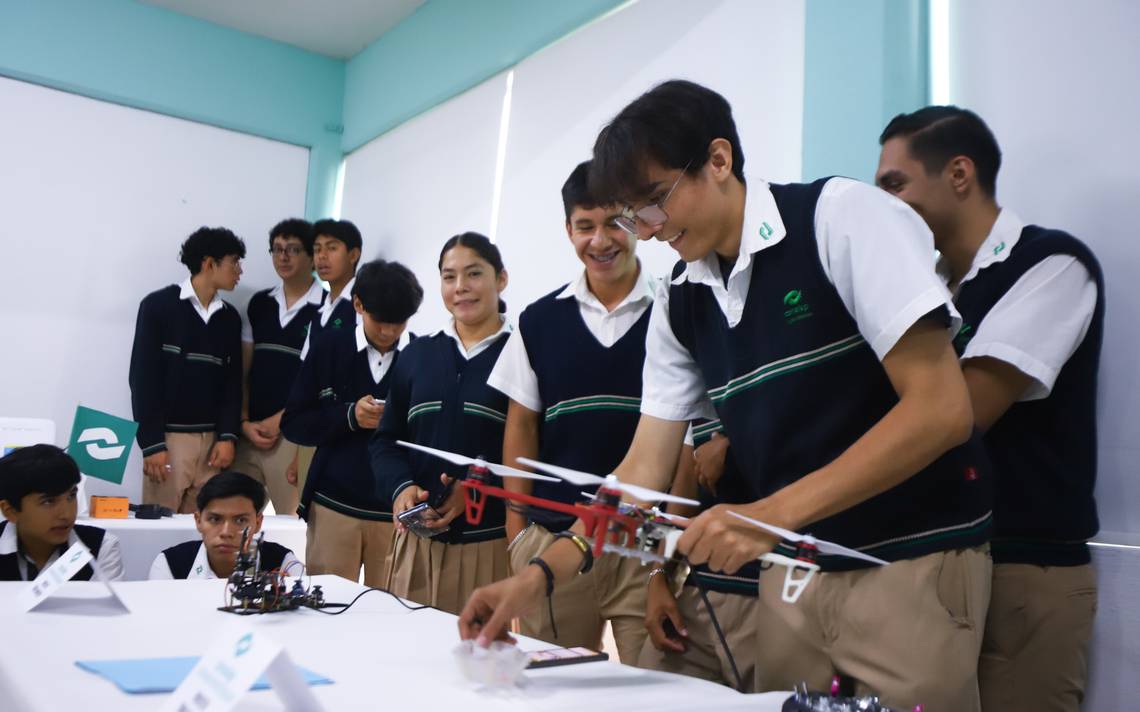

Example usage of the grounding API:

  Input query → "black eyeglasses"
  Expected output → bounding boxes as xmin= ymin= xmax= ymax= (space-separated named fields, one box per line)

xmin=270 ymin=245 xmax=305 ymax=257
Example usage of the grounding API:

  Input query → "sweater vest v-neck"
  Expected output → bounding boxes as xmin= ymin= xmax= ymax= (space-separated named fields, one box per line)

xmin=954 ymin=226 xmax=1104 ymax=566
xmin=519 ymin=288 xmax=651 ymax=531
xmin=668 ymin=178 xmax=992 ymax=569
xmin=162 ymin=539 xmax=290 ymax=579
xmin=247 ymin=288 xmax=323 ymax=421
xmin=0 ymin=522 xmax=106 ymax=581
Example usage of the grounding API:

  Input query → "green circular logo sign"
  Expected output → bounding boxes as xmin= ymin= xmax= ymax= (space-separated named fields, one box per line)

xmin=783 ymin=290 xmax=802 ymax=307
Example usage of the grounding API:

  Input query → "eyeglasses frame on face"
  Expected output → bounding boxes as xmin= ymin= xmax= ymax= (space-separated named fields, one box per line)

xmin=269 ymin=245 xmax=306 ymax=258
xmin=615 ymin=160 xmax=693 ymax=236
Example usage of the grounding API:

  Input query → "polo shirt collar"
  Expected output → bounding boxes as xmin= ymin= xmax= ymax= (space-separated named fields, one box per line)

xmin=179 ymin=277 xmax=225 ymax=313
xmin=556 ymin=262 xmax=656 ymax=311
xmin=439 ymin=316 xmax=512 ymax=359
xmin=0 ymin=520 xmax=18 ymax=554
xmin=938 ymin=208 xmax=1025 ymax=289
xmin=188 ymin=543 xmax=217 ymax=579
xmin=672 ymin=179 xmax=787 ymax=286
xmin=270 ymin=279 xmax=326 ymax=325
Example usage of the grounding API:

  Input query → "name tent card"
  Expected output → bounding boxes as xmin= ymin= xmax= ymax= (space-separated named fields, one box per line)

xmin=162 ymin=625 xmax=323 ymax=712
xmin=18 ymin=539 xmax=129 ymax=613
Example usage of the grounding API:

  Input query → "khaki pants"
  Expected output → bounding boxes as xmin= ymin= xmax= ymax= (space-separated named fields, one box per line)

xmin=637 ymin=585 xmax=759 ymax=691
xmin=143 ymin=432 xmax=220 ymax=513
xmin=753 ymin=547 xmax=991 ymax=712
xmin=509 ymin=524 xmax=649 ymax=665
xmin=305 ymin=502 xmax=393 ymax=588
xmin=979 ymin=562 xmax=1096 ymax=712
xmin=388 ymin=531 xmax=509 ymax=615
xmin=231 ymin=435 xmax=300 ymax=516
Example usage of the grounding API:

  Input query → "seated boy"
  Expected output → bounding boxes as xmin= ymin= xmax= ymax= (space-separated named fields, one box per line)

xmin=149 ymin=471 xmax=299 ymax=579
xmin=0 ymin=445 xmax=124 ymax=581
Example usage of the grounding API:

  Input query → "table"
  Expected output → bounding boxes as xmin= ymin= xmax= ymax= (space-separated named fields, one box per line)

xmin=80 ymin=514 xmax=307 ymax=580
xmin=0 ymin=575 xmax=788 ymax=711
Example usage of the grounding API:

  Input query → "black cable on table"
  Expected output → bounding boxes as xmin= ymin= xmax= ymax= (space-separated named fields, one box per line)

xmin=312 ymin=587 xmax=430 ymax=615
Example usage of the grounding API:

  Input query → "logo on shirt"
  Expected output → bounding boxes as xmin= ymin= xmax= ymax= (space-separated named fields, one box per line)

xmin=195 ymin=565 xmax=204 ymax=575
xmin=993 ymin=241 xmax=1007 ymax=256
xmin=759 ymin=222 xmax=775 ymax=240
xmin=332 ymin=318 xmax=343 ymax=328
xmin=954 ymin=323 xmax=975 ymax=350
xmin=782 ymin=289 xmax=813 ymax=324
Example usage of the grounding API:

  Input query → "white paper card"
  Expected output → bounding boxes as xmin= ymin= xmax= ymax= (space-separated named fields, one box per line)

xmin=18 ymin=539 xmax=131 ymax=614
xmin=162 ymin=625 xmax=323 ymax=712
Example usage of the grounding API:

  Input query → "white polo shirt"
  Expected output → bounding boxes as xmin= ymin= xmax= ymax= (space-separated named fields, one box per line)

xmin=943 ymin=208 xmax=1097 ymax=401
xmin=356 ymin=323 xmax=397 ymax=385
xmin=642 ymin=176 xmax=960 ymax=422
xmin=487 ymin=268 xmax=658 ymax=412
xmin=179 ymin=277 xmax=227 ymax=325
xmin=148 ymin=542 xmax=301 ymax=580
xmin=441 ymin=316 xmax=513 ymax=360
xmin=300 ymin=276 xmax=358 ymax=360
xmin=0 ymin=523 xmax=124 ymax=581
xmin=241 ymin=279 xmax=327 ymax=343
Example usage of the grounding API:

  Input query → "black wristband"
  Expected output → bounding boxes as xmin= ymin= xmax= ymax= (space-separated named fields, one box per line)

xmin=552 ymin=531 xmax=594 ymax=574
xmin=528 ymin=557 xmax=558 ymax=639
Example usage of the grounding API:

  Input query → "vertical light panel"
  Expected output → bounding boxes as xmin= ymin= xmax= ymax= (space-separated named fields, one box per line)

xmin=929 ymin=0 xmax=951 ymax=103
xmin=488 ymin=70 xmax=516 ymax=243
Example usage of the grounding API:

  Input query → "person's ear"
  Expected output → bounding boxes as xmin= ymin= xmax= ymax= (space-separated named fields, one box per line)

xmin=947 ymin=156 xmax=975 ymax=196
xmin=706 ymin=138 xmax=735 ymax=184
xmin=565 ymin=219 xmax=573 ymax=239
xmin=253 ymin=512 xmax=264 ymax=534
xmin=348 ymin=247 xmax=361 ymax=267
xmin=193 ymin=511 xmax=203 ymax=532
xmin=353 ymin=295 xmax=365 ymax=315
xmin=497 ymin=268 xmax=509 ymax=293
xmin=0 ymin=499 xmax=18 ymax=523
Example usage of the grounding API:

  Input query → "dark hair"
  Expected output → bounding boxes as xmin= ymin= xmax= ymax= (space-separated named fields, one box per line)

xmin=879 ymin=106 xmax=1002 ymax=198
xmin=312 ymin=219 xmax=363 ymax=264
xmin=195 ymin=471 xmax=266 ymax=513
xmin=561 ymin=161 xmax=599 ymax=220
xmin=590 ymin=80 xmax=746 ymax=203
xmin=353 ymin=259 xmax=424 ymax=323
xmin=269 ymin=218 xmax=315 ymax=256
xmin=0 ymin=445 xmax=80 ymax=511
xmin=438 ymin=232 xmax=507 ymax=314
xmin=179 ymin=227 xmax=246 ymax=275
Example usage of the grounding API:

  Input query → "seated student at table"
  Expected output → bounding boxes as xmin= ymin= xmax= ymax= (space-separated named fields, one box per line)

xmin=149 ymin=471 xmax=299 ymax=580
xmin=283 ymin=259 xmax=423 ymax=587
xmin=0 ymin=445 xmax=124 ymax=581
xmin=370 ymin=232 xmax=513 ymax=615
xmin=129 ymin=226 xmax=246 ymax=513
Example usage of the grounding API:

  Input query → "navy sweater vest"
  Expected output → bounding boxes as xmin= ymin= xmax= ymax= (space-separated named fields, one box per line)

xmin=129 ymin=285 xmax=242 ymax=455
xmin=668 ymin=178 xmax=992 ymax=570
xmin=687 ymin=418 xmax=760 ymax=596
xmin=370 ymin=331 xmax=512 ymax=544
xmin=282 ymin=327 xmax=398 ymax=521
xmin=162 ymin=539 xmax=291 ymax=579
xmin=954 ymin=226 xmax=1104 ymax=566
xmin=306 ymin=296 xmax=356 ymax=350
xmin=246 ymin=288 xmax=324 ymax=421
xmin=0 ymin=522 xmax=106 ymax=581
xmin=520 ymin=289 xmax=651 ymax=532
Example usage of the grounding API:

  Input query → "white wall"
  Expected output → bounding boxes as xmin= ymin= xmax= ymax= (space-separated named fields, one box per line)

xmin=496 ymin=0 xmax=806 ymax=305
xmin=0 ymin=76 xmax=310 ymax=500
xmin=340 ymin=0 xmax=806 ymax=328
xmin=340 ymin=74 xmax=507 ymax=336
xmin=949 ymin=2 xmax=1140 ymax=707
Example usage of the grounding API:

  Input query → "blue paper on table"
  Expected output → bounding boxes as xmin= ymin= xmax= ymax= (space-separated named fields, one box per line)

xmin=75 ymin=656 xmax=333 ymax=694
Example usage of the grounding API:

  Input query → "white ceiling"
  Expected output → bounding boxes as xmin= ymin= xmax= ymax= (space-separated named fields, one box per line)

xmin=138 ymin=0 xmax=427 ymax=59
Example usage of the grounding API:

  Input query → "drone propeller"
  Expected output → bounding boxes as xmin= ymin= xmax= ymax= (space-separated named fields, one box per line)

xmin=727 ymin=511 xmax=888 ymax=566
xmin=516 ymin=457 xmax=700 ymax=507
xmin=395 ymin=441 xmax=558 ymax=482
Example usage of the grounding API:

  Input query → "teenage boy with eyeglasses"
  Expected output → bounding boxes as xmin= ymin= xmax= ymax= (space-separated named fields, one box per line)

xmin=461 ymin=80 xmax=993 ymax=711
xmin=130 ymin=227 xmax=246 ymax=513
xmin=232 ymin=219 xmax=325 ymax=516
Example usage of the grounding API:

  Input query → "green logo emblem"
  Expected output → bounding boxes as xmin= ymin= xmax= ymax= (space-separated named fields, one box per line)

xmin=954 ymin=323 xmax=974 ymax=349
xmin=759 ymin=222 xmax=775 ymax=240
xmin=333 ymin=317 xmax=343 ymax=328
xmin=782 ymin=289 xmax=813 ymax=324
xmin=993 ymin=241 xmax=1006 ymax=256
xmin=67 ymin=406 xmax=139 ymax=485
xmin=234 ymin=632 xmax=253 ymax=658
xmin=195 ymin=565 xmax=203 ymax=575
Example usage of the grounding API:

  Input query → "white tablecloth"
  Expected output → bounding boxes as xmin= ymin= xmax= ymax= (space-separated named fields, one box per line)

xmin=79 ymin=514 xmax=307 ymax=580
xmin=0 ymin=575 xmax=788 ymax=711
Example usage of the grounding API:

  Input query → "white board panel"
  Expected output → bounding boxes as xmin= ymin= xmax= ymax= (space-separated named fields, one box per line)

xmin=0 ymin=76 xmax=310 ymax=501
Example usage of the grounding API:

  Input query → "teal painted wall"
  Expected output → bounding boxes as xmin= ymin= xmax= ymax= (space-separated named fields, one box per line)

xmin=0 ymin=0 xmax=345 ymax=219
xmin=342 ymin=0 xmax=624 ymax=153
xmin=802 ymin=0 xmax=928 ymax=182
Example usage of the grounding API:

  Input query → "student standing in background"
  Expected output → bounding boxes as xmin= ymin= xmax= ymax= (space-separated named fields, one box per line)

xmin=233 ymin=219 xmax=324 ymax=516
xmin=129 ymin=227 xmax=245 ymax=513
